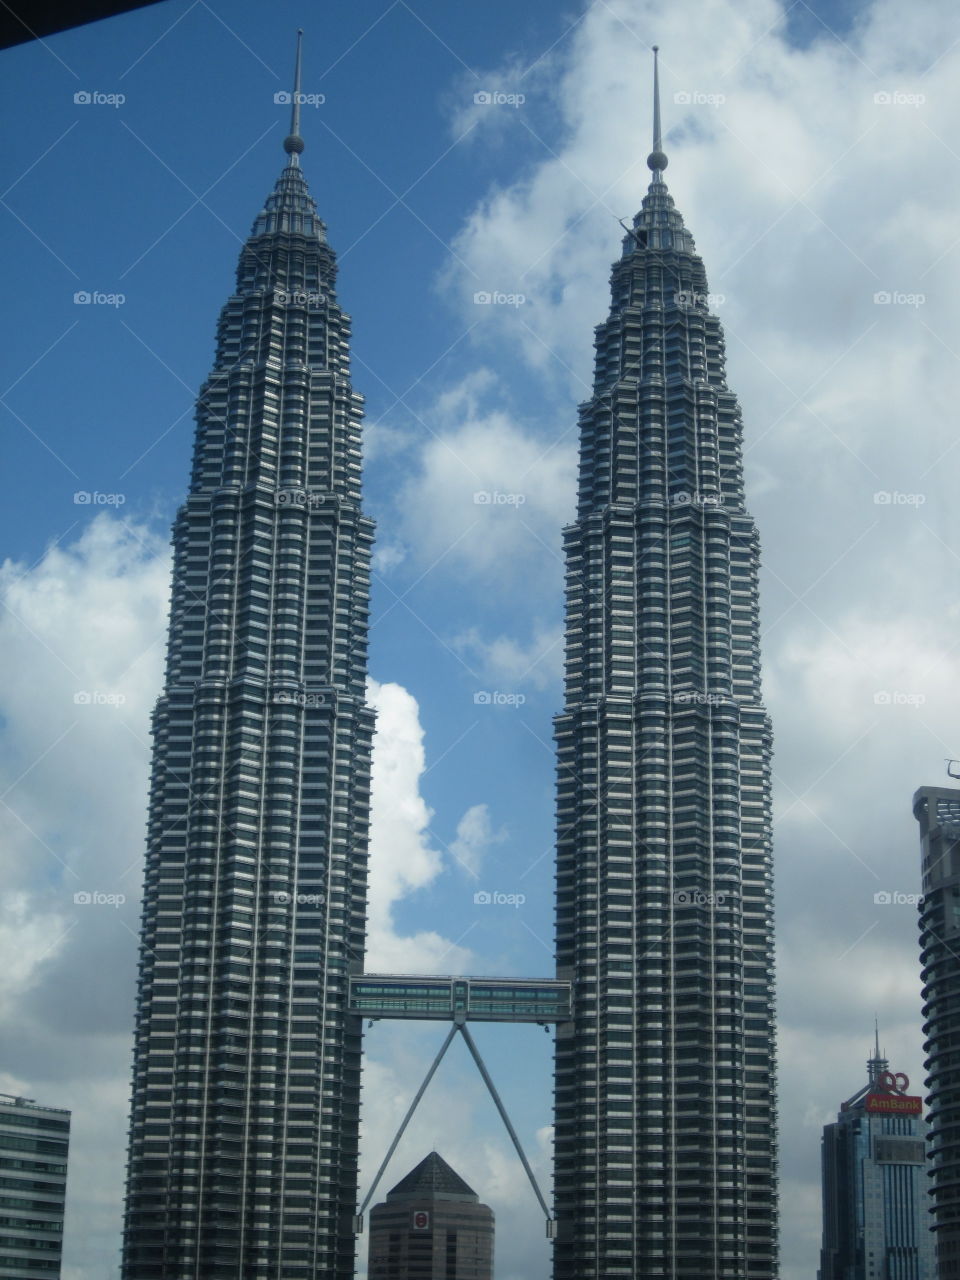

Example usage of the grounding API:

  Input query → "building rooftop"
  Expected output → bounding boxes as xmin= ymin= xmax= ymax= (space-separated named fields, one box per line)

xmin=386 ymin=1152 xmax=478 ymax=1203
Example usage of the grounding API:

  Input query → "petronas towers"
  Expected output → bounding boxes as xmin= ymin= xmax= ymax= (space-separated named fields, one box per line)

xmin=553 ymin=52 xmax=776 ymax=1276
xmin=122 ymin=39 xmax=777 ymax=1280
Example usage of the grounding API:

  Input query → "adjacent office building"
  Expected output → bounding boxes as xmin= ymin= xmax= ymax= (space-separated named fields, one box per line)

xmin=915 ymin=785 xmax=960 ymax=1278
xmin=818 ymin=1040 xmax=934 ymax=1280
xmin=552 ymin=50 xmax=777 ymax=1277
xmin=121 ymin=41 xmax=375 ymax=1279
xmin=0 ymin=1094 xmax=70 ymax=1279
xmin=368 ymin=1152 xmax=494 ymax=1279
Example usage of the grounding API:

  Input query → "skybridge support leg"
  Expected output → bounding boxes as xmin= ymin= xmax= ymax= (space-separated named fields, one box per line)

xmin=354 ymin=1019 xmax=555 ymax=1238
xmin=354 ymin=1022 xmax=459 ymax=1231
xmin=457 ymin=1022 xmax=554 ymax=1233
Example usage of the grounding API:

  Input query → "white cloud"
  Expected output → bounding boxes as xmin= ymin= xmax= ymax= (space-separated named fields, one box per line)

xmin=454 ymin=623 xmax=564 ymax=691
xmin=448 ymin=803 xmax=506 ymax=878
xmin=366 ymin=677 xmax=475 ymax=973
xmin=395 ymin=370 xmax=576 ymax=587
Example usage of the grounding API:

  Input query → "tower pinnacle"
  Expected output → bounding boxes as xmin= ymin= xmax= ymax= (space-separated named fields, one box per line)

xmin=283 ymin=28 xmax=305 ymax=163
xmin=647 ymin=44 xmax=668 ymax=178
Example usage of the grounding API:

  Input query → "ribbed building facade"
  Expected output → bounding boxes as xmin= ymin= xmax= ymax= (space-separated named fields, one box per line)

xmin=552 ymin=66 xmax=777 ymax=1278
xmin=121 ymin=89 xmax=375 ymax=1279
xmin=915 ymin=785 xmax=960 ymax=1278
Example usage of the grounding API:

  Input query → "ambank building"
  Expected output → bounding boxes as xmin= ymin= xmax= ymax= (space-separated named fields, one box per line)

xmin=819 ymin=1042 xmax=935 ymax=1280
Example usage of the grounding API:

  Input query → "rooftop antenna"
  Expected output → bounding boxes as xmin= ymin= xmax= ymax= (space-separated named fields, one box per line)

xmin=646 ymin=45 xmax=668 ymax=181
xmin=283 ymin=29 xmax=305 ymax=166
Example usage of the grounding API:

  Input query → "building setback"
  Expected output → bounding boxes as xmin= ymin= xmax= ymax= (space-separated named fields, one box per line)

xmin=915 ymin=785 xmax=960 ymax=1279
xmin=552 ymin=51 xmax=777 ymax=1277
xmin=0 ymin=1094 xmax=70 ymax=1279
xmin=818 ymin=1040 xmax=934 ymax=1280
xmin=368 ymin=1152 xmax=494 ymax=1280
xmin=121 ymin=41 xmax=375 ymax=1280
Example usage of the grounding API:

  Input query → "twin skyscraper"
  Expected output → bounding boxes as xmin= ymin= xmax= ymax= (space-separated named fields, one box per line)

xmin=121 ymin=38 xmax=777 ymax=1279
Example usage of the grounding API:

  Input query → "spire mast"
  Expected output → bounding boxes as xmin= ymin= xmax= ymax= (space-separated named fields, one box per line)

xmin=283 ymin=28 xmax=305 ymax=166
xmin=647 ymin=45 xmax=668 ymax=182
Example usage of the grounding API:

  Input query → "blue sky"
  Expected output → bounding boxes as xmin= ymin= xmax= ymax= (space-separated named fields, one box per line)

xmin=2 ymin=1 xmax=958 ymax=1277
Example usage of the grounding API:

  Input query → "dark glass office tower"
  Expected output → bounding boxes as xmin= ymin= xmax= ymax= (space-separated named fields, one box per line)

xmin=552 ymin=52 xmax=777 ymax=1278
xmin=122 ymin=43 xmax=375 ymax=1280
xmin=915 ymin=785 xmax=960 ymax=1279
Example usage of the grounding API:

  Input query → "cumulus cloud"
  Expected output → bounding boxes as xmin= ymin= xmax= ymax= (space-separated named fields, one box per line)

xmin=447 ymin=803 xmax=507 ymax=878
xmin=366 ymin=678 xmax=476 ymax=973
xmin=453 ymin=623 xmax=564 ymax=692
xmin=394 ymin=369 xmax=576 ymax=587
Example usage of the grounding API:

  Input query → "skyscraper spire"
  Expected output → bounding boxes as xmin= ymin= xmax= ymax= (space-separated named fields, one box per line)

xmin=647 ymin=44 xmax=668 ymax=179
xmin=283 ymin=27 xmax=305 ymax=164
